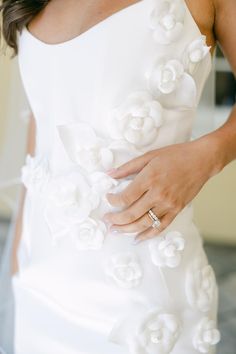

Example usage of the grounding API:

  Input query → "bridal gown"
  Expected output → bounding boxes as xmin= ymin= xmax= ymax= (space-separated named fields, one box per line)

xmin=12 ymin=0 xmax=221 ymax=353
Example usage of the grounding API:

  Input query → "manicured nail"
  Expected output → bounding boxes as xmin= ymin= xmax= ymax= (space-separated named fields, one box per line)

xmin=106 ymin=168 xmax=117 ymax=176
xmin=109 ymin=224 xmax=119 ymax=232
xmin=111 ymin=229 xmax=121 ymax=234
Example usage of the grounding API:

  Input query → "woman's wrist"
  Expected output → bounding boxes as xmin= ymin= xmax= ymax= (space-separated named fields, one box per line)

xmin=194 ymin=106 xmax=236 ymax=179
xmin=193 ymin=131 xmax=228 ymax=179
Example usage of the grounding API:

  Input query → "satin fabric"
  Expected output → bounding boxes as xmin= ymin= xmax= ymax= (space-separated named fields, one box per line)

xmin=13 ymin=1 xmax=219 ymax=353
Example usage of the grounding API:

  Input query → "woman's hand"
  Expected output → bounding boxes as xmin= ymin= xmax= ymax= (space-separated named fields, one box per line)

xmin=103 ymin=136 xmax=223 ymax=243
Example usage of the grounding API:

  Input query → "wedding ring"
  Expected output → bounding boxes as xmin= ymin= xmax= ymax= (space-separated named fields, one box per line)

xmin=148 ymin=209 xmax=162 ymax=229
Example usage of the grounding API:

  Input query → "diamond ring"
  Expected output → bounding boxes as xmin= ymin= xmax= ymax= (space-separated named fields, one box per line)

xmin=148 ymin=209 xmax=161 ymax=229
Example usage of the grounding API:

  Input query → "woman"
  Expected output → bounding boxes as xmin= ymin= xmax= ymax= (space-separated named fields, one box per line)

xmin=1 ymin=0 xmax=236 ymax=353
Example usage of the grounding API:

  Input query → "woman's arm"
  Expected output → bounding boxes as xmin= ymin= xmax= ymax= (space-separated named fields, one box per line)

xmin=11 ymin=113 xmax=36 ymax=275
xmin=103 ymin=108 xmax=236 ymax=243
xmin=205 ymin=105 xmax=236 ymax=173
xmin=208 ymin=0 xmax=236 ymax=168
xmin=102 ymin=0 xmax=236 ymax=243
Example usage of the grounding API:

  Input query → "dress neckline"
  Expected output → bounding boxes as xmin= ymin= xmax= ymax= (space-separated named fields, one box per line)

xmin=23 ymin=0 xmax=144 ymax=47
xmin=21 ymin=0 xmax=214 ymax=66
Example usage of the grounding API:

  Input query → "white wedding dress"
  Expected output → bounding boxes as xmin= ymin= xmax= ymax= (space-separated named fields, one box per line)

xmin=12 ymin=0 xmax=221 ymax=353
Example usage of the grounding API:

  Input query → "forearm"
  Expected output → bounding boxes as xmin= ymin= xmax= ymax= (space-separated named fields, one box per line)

xmin=196 ymin=104 xmax=236 ymax=177
xmin=11 ymin=113 xmax=35 ymax=275
xmin=11 ymin=185 xmax=26 ymax=275
xmin=212 ymin=104 xmax=236 ymax=166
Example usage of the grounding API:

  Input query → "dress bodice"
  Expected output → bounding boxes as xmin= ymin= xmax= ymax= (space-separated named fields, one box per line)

xmin=13 ymin=5 xmax=221 ymax=353
xmin=17 ymin=0 xmax=212 ymax=175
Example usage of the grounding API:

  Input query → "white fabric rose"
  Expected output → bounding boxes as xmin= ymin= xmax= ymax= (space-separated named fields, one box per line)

xmin=105 ymin=251 xmax=143 ymax=288
xmin=133 ymin=309 xmax=181 ymax=354
xmin=44 ymin=171 xmax=100 ymax=239
xmin=89 ymin=171 xmax=119 ymax=197
xmin=146 ymin=57 xmax=197 ymax=109
xmin=72 ymin=217 xmax=107 ymax=250
xmin=149 ymin=0 xmax=185 ymax=45
xmin=193 ymin=317 xmax=221 ymax=353
xmin=185 ymin=257 xmax=217 ymax=312
xmin=147 ymin=59 xmax=184 ymax=94
xmin=183 ymin=35 xmax=211 ymax=74
xmin=57 ymin=123 xmax=115 ymax=172
xmin=89 ymin=171 xmax=125 ymax=215
xmin=149 ymin=231 xmax=185 ymax=268
xmin=105 ymin=178 xmax=134 ymax=214
xmin=109 ymin=91 xmax=163 ymax=149
xmin=21 ymin=154 xmax=50 ymax=194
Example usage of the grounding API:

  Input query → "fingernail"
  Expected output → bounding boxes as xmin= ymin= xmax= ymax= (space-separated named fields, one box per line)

xmin=106 ymin=168 xmax=117 ymax=176
xmin=110 ymin=225 xmax=120 ymax=232
xmin=111 ymin=229 xmax=121 ymax=234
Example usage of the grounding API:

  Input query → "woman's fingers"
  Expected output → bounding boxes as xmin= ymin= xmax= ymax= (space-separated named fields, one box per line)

xmin=133 ymin=211 xmax=178 ymax=243
xmin=105 ymin=183 xmax=170 ymax=225
xmin=105 ymin=168 xmax=149 ymax=208
xmin=106 ymin=150 xmax=156 ymax=179
xmin=106 ymin=190 xmax=157 ymax=225
xmin=109 ymin=205 xmax=165 ymax=233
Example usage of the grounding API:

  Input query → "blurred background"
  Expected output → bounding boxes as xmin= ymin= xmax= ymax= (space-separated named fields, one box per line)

xmin=0 ymin=43 xmax=235 ymax=353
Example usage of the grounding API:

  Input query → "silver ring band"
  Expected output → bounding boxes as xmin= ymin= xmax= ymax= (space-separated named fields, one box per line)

xmin=148 ymin=209 xmax=162 ymax=229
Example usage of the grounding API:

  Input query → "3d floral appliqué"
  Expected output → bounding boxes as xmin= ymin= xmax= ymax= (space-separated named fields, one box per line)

xmin=108 ymin=306 xmax=181 ymax=354
xmin=71 ymin=217 xmax=107 ymax=251
xmin=108 ymin=90 xmax=163 ymax=149
xmin=149 ymin=231 xmax=185 ymax=268
xmin=146 ymin=57 xmax=197 ymax=109
xmin=105 ymin=251 xmax=143 ymax=288
xmin=57 ymin=122 xmax=141 ymax=173
xmin=135 ymin=310 xmax=181 ymax=353
xmin=149 ymin=0 xmax=186 ymax=45
xmin=193 ymin=317 xmax=221 ymax=353
xmin=89 ymin=171 xmax=119 ymax=199
xmin=21 ymin=154 xmax=50 ymax=195
xmin=44 ymin=170 xmax=100 ymax=240
xmin=185 ymin=256 xmax=217 ymax=312
xmin=57 ymin=123 xmax=115 ymax=172
xmin=183 ymin=35 xmax=211 ymax=74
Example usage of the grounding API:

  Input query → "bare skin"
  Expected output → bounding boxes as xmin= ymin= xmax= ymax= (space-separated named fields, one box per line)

xmin=14 ymin=0 xmax=235 ymax=255
xmin=12 ymin=114 xmax=35 ymax=275
xmin=28 ymin=0 xmax=216 ymax=53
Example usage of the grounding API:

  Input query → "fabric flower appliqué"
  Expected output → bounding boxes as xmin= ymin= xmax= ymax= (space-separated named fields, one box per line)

xmin=71 ymin=217 xmax=107 ymax=250
xmin=193 ymin=317 xmax=221 ymax=353
xmin=89 ymin=171 xmax=119 ymax=197
xmin=146 ymin=58 xmax=197 ymax=109
xmin=132 ymin=309 xmax=181 ymax=354
xmin=109 ymin=90 xmax=163 ymax=149
xmin=104 ymin=178 xmax=134 ymax=214
xmin=183 ymin=35 xmax=211 ymax=74
xmin=148 ymin=231 xmax=185 ymax=268
xmin=57 ymin=123 xmax=115 ymax=172
xmin=21 ymin=154 xmax=50 ymax=195
xmin=44 ymin=170 xmax=100 ymax=240
xmin=185 ymin=257 xmax=217 ymax=312
xmin=104 ymin=251 xmax=143 ymax=288
xmin=149 ymin=0 xmax=186 ymax=45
